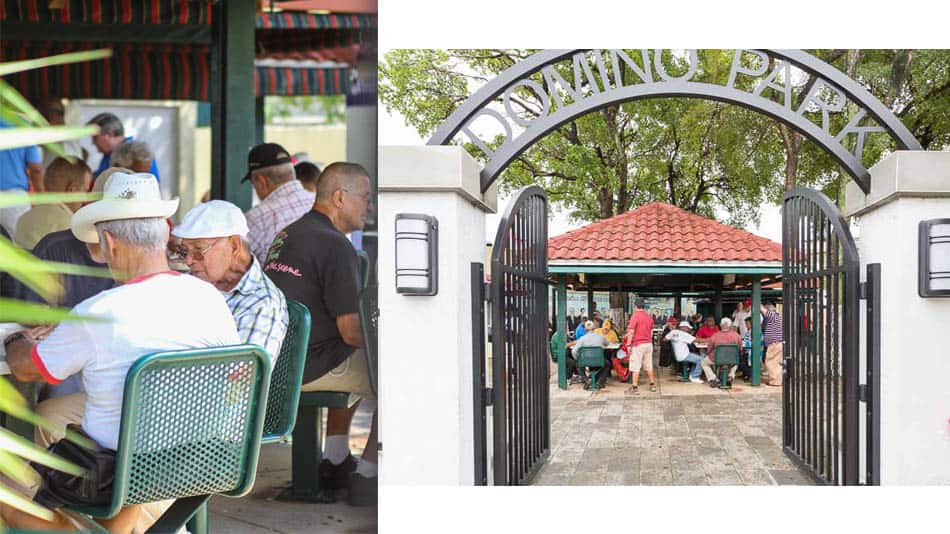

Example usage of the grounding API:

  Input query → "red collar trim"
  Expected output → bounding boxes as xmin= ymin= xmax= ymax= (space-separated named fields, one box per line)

xmin=124 ymin=270 xmax=181 ymax=285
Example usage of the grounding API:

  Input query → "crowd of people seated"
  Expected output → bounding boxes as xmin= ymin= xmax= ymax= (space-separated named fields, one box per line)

xmin=557 ymin=297 xmax=785 ymax=393
xmin=1 ymin=116 xmax=376 ymax=532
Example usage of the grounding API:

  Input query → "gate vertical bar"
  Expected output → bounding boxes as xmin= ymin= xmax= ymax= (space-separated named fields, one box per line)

xmin=557 ymin=276 xmax=568 ymax=389
xmin=866 ymin=263 xmax=881 ymax=485
xmin=471 ymin=263 xmax=488 ymax=485
xmin=491 ymin=241 xmax=507 ymax=485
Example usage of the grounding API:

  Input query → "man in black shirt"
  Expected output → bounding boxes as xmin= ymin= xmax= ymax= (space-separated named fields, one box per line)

xmin=265 ymin=162 xmax=376 ymax=505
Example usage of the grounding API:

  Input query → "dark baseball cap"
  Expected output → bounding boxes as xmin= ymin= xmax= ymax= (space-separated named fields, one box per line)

xmin=241 ymin=143 xmax=292 ymax=182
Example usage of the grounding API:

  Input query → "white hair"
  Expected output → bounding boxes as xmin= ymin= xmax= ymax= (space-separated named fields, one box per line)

xmin=250 ymin=162 xmax=295 ymax=184
xmin=720 ymin=317 xmax=733 ymax=329
xmin=585 ymin=320 xmax=595 ymax=329
xmin=95 ymin=217 xmax=168 ymax=253
xmin=111 ymin=140 xmax=154 ymax=168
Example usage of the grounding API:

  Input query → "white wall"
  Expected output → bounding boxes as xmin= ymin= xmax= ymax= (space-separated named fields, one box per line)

xmin=378 ymin=146 xmax=495 ymax=485
xmin=848 ymin=151 xmax=950 ymax=485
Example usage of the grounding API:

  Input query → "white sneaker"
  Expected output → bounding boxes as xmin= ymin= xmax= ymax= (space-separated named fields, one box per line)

xmin=689 ymin=377 xmax=703 ymax=384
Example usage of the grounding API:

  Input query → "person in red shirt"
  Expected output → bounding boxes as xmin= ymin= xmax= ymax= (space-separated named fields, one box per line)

xmin=700 ymin=317 xmax=743 ymax=387
xmin=695 ymin=315 xmax=719 ymax=340
xmin=624 ymin=298 xmax=656 ymax=394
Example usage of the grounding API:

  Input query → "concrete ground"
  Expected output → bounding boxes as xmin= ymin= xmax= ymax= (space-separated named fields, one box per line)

xmin=533 ymin=359 xmax=816 ymax=486
xmin=208 ymin=403 xmax=377 ymax=533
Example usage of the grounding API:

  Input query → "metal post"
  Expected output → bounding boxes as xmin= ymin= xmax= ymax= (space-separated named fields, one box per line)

xmin=751 ymin=276 xmax=762 ymax=387
xmin=865 ymin=263 xmax=881 ymax=485
xmin=586 ymin=285 xmax=594 ymax=322
xmin=471 ymin=263 xmax=487 ymax=485
xmin=714 ymin=284 xmax=723 ymax=321
xmin=209 ymin=0 xmax=254 ymax=209
xmin=557 ymin=275 xmax=568 ymax=390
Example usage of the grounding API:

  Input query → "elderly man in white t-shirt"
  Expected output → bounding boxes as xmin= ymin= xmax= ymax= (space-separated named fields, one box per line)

xmin=664 ymin=321 xmax=705 ymax=383
xmin=1 ymin=172 xmax=240 ymax=533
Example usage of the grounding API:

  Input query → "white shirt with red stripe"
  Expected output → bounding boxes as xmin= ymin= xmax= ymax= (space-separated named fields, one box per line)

xmin=32 ymin=271 xmax=241 ymax=450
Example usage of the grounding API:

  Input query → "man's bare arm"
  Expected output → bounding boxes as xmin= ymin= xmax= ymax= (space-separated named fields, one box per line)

xmin=336 ymin=312 xmax=364 ymax=348
xmin=27 ymin=162 xmax=44 ymax=193
xmin=5 ymin=335 xmax=43 ymax=382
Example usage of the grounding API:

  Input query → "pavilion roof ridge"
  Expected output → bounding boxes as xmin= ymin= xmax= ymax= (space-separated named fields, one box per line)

xmin=548 ymin=201 xmax=782 ymax=263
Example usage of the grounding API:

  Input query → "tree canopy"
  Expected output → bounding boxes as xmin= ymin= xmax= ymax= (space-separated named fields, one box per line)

xmin=379 ymin=49 xmax=950 ymax=227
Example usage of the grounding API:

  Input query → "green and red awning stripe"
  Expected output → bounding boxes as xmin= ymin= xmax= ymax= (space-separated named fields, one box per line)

xmin=256 ymin=12 xmax=376 ymax=29
xmin=255 ymin=64 xmax=350 ymax=97
xmin=3 ymin=41 xmax=211 ymax=100
xmin=2 ymin=41 xmax=350 ymax=100
xmin=1 ymin=0 xmax=376 ymax=28
xmin=0 ymin=0 xmax=213 ymax=25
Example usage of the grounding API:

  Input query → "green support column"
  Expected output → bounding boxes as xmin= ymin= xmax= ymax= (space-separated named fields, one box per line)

xmin=751 ymin=276 xmax=762 ymax=387
xmin=210 ymin=0 xmax=255 ymax=210
xmin=557 ymin=275 xmax=568 ymax=390
xmin=254 ymin=96 xmax=265 ymax=145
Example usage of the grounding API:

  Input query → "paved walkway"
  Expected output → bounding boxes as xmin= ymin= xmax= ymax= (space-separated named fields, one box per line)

xmin=208 ymin=403 xmax=376 ymax=533
xmin=533 ymin=361 xmax=815 ymax=486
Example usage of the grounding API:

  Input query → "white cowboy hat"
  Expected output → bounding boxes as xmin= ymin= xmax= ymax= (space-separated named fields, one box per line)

xmin=72 ymin=171 xmax=179 ymax=243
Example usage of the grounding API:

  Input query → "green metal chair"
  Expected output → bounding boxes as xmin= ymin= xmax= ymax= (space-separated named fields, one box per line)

xmin=261 ymin=300 xmax=311 ymax=444
xmin=68 ymin=345 xmax=271 ymax=534
xmin=576 ymin=346 xmax=606 ymax=390
xmin=680 ymin=358 xmax=691 ymax=382
xmin=713 ymin=344 xmax=741 ymax=390
xmin=280 ymin=251 xmax=376 ymax=501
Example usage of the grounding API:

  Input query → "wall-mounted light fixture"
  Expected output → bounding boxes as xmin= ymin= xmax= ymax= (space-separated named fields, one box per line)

xmin=919 ymin=218 xmax=950 ymax=297
xmin=395 ymin=214 xmax=438 ymax=296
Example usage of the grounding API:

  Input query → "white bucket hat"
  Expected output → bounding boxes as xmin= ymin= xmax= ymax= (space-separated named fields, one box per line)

xmin=172 ymin=200 xmax=249 ymax=240
xmin=679 ymin=321 xmax=692 ymax=329
xmin=71 ymin=172 xmax=179 ymax=243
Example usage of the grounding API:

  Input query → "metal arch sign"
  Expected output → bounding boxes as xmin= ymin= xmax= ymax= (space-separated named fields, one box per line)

xmin=426 ymin=49 xmax=923 ymax=194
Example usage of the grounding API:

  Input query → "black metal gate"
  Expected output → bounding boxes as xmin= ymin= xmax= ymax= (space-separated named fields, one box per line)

xmin=781 ymin=187 xmax=880 ymax=485
xmin=473 ymin=185 xmax=550 ymax=485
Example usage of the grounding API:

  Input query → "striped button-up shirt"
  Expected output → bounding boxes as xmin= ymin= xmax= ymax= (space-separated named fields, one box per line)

xmin=246 ymin=180 xmax=315 ymax=264
xmin=225 ymin=256 xmax=289 ymax=362
xmin=763 ymin=310 xmax=784 ymax=346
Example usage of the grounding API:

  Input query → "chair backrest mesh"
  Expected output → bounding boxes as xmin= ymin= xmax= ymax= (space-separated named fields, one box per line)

xmin=577 ymin=346 xmax=605 ymax=367
xmin=714 ymin=344 xmax=741 ymax=366
xmin=121 ymin=348 xmax=266 ymax=505
xmin=262 ymin=300 xmax=310 ymax=440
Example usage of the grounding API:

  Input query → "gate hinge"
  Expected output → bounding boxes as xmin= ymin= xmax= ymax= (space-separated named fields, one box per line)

xmin=859 ymin=282 xmax=868 ymax=300
xmin=482 ymin=387 xmax=493 ymax=406
xmin=483 ymin=281 xmax=491 ymax=302
xmin=858 ymin=384 xmax=868 ymax=402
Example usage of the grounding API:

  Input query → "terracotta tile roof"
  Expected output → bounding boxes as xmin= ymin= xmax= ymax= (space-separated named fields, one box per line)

xmin=548 ymin=202 xmax=782 ymax=263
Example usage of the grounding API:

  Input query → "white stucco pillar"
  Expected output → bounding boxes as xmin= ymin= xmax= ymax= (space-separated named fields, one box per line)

xmin=378 ymin=146 xmax=497 ymax=485
xmin=845 ymin=150 xmax=950 ymax=485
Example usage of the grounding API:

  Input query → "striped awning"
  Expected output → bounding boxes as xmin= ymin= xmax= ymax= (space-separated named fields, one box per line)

xmin=2 ymin=42 xmax=351 ymax=100
xmin=0 ymin=0 xmax=376 ymax=28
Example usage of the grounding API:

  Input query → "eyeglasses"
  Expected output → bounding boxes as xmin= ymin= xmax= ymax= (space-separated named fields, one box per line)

xmin=173 ymin=238 xmax=223 ymax=262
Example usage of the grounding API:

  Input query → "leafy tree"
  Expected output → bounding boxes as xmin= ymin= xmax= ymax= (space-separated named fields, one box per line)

xmin=380 ymin=49 xmax=950 ymax=225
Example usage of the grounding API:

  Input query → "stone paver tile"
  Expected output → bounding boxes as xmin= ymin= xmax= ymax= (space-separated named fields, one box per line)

xmin=704 ymin=467 xmax=743 ymax=485
xmin=534 ymin=473 xmax=571 ymax=486
xmin=599 ymin=415 xmax=622 ymax=425
xmin=769 ymin=469 xmax=813 ymax=485
xmin=640 ymin=468 xmax=673 ymax=485
xmin=737 ymin=467 xmax=775 ymax=485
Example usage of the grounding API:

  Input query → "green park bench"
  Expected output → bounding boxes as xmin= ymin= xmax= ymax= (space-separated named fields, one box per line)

xmin=62 ymin=344 xmax=272 ymax=534
xmin=277 ymin=251 xmax=378 ymax=502
xmin=713 ymin=344 xmax=741 ymax=390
